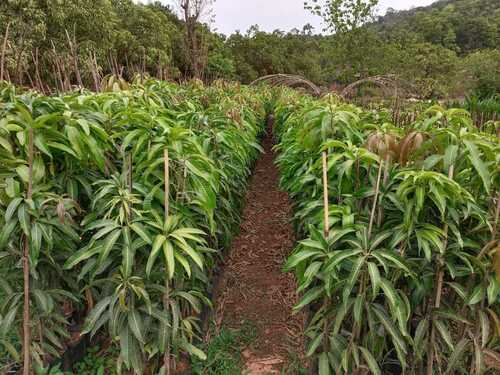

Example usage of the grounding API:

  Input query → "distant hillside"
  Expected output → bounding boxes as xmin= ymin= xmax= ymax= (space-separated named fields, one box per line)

xmin=373 ymin=0 xmax=500 ymax=54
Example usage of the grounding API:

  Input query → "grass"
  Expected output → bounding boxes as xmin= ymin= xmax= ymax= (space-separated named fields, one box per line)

xmin=191 ymin=321 xmax=308 ymax=375
xmin=191 ymin=322 xmax=257 ymax=375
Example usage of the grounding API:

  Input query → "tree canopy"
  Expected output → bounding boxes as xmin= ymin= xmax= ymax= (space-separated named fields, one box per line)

xmin=0 ymin=0 xmax=498 ymax=98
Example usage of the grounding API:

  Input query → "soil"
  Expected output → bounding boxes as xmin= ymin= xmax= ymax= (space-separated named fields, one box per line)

xmin=212 ymin=124 xmax=306 ymax=374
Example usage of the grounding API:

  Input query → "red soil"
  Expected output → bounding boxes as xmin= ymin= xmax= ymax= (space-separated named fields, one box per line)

xmin=212 ymin=126 xmax=306 ymax=374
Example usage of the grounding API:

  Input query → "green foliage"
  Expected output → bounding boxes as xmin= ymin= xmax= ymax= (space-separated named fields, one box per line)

xmin=191 ymin=323 xmax=257 ymax=375
xmin=274 ymin=89 xmax=500 ymax=374
xmin=1 ymin=0 xmax=499 ymax=97
xmin=0 ymin=80 xmax=265 ymax=373
xmin=461 ymin=49 xmax=500 ymax=99
xmin=305 ymin=0 xmax=379 ymax=33
xmin=71 ymin=345 xmax=118 ymax=375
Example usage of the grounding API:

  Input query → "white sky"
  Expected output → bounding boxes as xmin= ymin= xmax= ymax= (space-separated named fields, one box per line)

xmin=138 ymin=0 xmax=437 ymax=35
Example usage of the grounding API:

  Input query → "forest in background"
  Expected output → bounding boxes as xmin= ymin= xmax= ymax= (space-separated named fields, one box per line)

xmin=0 ymin=0 xmax=499 ymax=98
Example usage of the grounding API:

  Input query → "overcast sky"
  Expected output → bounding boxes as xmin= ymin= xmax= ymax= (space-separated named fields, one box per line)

xmin=139 ymin=0 xmax=436 ymax=35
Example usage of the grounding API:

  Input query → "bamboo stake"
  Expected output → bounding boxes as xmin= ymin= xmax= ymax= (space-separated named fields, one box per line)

xmin=320 ymin=150 xmax=332 ymax=354
xmin=164 ymin=149 xmax=170 ymax=219
xmin=426 ymin=164 xmax=454 ymax=375
xmin=368 ymin=160 xmax=384 ymax=239
xmin=322 ymin=151 xmax=329 ymax=237
xmin=23 ymin=128 xmax=34 ymax=375
xmin=163 ymin=148 xmax=171 ymax=375
xmin=127 ymin=153 xmax=133 ymax=223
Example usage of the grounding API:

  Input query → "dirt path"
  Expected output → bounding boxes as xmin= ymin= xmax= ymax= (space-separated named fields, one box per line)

xmin=212 ymin=126 xmax=305 ymax=374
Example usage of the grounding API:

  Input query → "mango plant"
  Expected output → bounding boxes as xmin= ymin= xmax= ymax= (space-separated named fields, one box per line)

xmin=0 ymin=80 xmax=265 ymax=374
xmin=275 ymin=90 xmax=499 ymax=374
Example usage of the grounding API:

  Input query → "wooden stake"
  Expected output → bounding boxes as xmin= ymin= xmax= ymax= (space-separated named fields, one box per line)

xmin=368 ymin=160 xmax=383 ymax=240
xmin=322 ymin=151 xmax=329 ymax=237
xmin=23 ymin=128 xmax=34 ymax=375
xmin=164 ymin=149 xmax=170 ymax=219
xmin=427 ymin=164 xmax=454 ymax=375
xmin=163 ymin=147 xmax=171 ymax=375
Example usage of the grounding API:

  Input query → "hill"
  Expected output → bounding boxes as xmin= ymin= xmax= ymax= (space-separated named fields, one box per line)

xmin=373 ymin=0 xmax=500 ymax=54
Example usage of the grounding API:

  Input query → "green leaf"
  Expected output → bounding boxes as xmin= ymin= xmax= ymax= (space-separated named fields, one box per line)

xmin=0 ymin=136 xmax=13 ymax=153
xmin=163 ymin=240 xmax=175 ymax=279
xmin=443 ymin=144 xmax=458 ymax=171
xmin=446 ymin=282 xmax=467 ymax=300
xmin=434 ymin=309 xmax=470 ymax=325
xmin=128 ymin=310 xmax=145 ymax=344
xmin=82 ymin=297 xmax=112 ymax=335
xmin=15 ymin=165 xmax=29 ymax=183
xmin=183 ymin=342 xmax=207 ymax=360
xmin=32 ymin=289 xmax=53 ymax=314
xmin=325 ymin=249 xmax=363 ymax=272
xmin=319 ymin=352 xmax=330 ymax=375
xmin=122 ymin=226 xmax=134 ymax=278
xmin=0 ymin=306 xmax=18 ymax=336
xmin=30 ymin=222 xmax=42 ymax=264
xmin=32 ymin=157 xmax=45 ymax=183
xmin=353 ymin=295 xmax=364 ymax=324
xmin=445 ymin=338 xmax=469 ymax=375
xmin=172 ymin=236 xmax=203 ymax=270
xmin=379 ymin=278 xmax=398 ymax=309
xmin=5 ymin=198 xmax=22 ymax=222
xmin=372 ymin=306 xmax=407 ymax=355
xmin=0 ymin=339 xmax=20 ymax=361
xmin=130 ymin=223 xmax=152 ymax=245
xmin=487 ymin=279 xmax=499 ymax=306
xmin=306 ymin=332 xmax=323 ymax=357
xmin=414 ymin=318 xmax=428 ymax=359
xmin=467 ymin=285 xmax=485 ymax=305
xmin=98 ymin=229 xmax=121 ymax=266
xmin=64 ymin=244 xmax=102 ymax=269
xmin=374 ymin=250 xmax=413 ymax=276
xmin=359 ymin=347 xmax=381 ymax=375
xmin=146 ymin=235 xmax=166 ymax=277
xmin=47 ymin=142 xmax=78 ymax=158
xmin=17 ymin=204 xmax=30 ymax=236
xmin=464 ymin=140 xmax=490 ymax=193
xmin=284 ymin=248 xmax=321 ymax=270
xmin=435 ymin=319 xmax=454 ymax=351
xmin=367 ymin=262 xmax=380 ymax=299
xmin=0 ymin=220 xmax=17 ymax=249
xmin=294 ymin=286 xmax=323 ymax=311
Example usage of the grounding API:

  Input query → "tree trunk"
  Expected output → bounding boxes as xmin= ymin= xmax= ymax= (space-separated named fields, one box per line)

xmin=66 ymin=30 xmax=83 ymax=87
xmin=0 ymin=22 xmax=10 ymax=82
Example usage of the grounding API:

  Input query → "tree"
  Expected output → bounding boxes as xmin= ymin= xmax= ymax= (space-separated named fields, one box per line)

xmin=305 ymin=0 xmax=379 ymax=34
xmin=177 ymin=0 xmax=215 ymax=79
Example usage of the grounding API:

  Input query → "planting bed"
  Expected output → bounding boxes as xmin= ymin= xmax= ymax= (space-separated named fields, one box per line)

xmin=0 ymin=81 xmax=499 ymax=375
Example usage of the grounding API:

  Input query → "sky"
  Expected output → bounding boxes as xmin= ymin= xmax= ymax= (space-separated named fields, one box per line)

xmin=139 ymin=0 xmax=437 ymax=35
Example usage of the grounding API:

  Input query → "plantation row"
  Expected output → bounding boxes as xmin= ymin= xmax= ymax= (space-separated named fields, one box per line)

xmin=274 ymin=92 xmax=499 ymax=374
xmin=0 ymin=81 xmax=265 ymax=374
